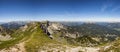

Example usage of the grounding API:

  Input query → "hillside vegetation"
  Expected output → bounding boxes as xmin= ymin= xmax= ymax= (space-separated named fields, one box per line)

xmin=0 ymin=22 xmax=71 ymax=52
xmin=0 ymin=22 xmax=120 ymax=52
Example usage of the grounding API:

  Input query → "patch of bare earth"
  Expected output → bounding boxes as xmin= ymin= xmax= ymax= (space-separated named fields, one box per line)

xmin=0 ymin=42 xmax=26 ymax=52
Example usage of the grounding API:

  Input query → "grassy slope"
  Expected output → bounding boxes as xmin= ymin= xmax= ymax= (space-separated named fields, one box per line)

xmin=104 ymin=38 xmax=120 ymax=52
xmin=25 ymin=23 xmax=60 ymax=52
xmin=0 ymin=22 xmax=68 ymax=52
xmin=0 ymin=22 xmax=35 ymax=49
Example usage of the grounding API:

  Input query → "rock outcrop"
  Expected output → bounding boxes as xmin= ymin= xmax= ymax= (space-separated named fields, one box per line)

xmin=0 ymin=26 xmax=12 ymax=41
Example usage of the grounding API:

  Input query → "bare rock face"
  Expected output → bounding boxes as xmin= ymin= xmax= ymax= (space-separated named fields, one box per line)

xmin=0 ymin=42 xmax=26 ymax=52
xmin=47 ymin=22 xmax=66 ymax=34
xmin=20 ymin=25 xmax=28 ymax=31
xmin=47 ymin=22 xmax=79 ymax=39
xmin=49 ymin=22 xmax=66 ymax=30
xmin=65 ymin=33 xmax=78 ymax=38
xmin=0 ymin=35 xmax=12 ymax=41
xmin=0 ymin=26 xmax=12 ymax=41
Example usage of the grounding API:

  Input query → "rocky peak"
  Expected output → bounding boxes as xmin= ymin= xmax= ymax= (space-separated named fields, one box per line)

xmin=49 ymin=22 xmax=66 ymax=31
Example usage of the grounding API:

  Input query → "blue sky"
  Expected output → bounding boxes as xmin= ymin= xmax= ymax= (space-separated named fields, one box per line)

xmin=0 ymin=0 xmax=120 ymax=22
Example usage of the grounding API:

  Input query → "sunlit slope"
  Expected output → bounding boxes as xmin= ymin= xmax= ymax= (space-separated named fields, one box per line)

xmin=0 ymin=22 xmax=69 ymax=52
xmin=0 ymin=22 xmax=38 ymax=49
xmin=24 ymin=22 xmax=61 ymax=52
xmin=104 ymin=38 xmax=120 ymax=52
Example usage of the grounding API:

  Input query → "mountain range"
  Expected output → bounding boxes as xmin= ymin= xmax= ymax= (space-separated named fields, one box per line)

xmin=0 ymin=21 xmax=120 ymax=52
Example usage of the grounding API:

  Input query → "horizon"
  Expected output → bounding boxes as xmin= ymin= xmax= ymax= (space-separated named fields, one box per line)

xmin=0 ymin=0 xmax=120 ymax=22
xmin=1 ymin=20 xmax=120 ymax=23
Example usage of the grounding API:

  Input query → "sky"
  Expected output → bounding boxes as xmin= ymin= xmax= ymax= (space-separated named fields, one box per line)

xmin=0 ymin=0 xmax=120 ymax=22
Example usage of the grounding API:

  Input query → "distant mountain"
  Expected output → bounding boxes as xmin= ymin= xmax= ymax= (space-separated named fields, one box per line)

xmin=0 ymin=21 xmax=29 ymax=30
xmin=65 ymin=23 xmax=120 ymax=44
xmin=0 ymin=22 xmax=5 ymax=25
xmin=59 ymin=21 xmax=84 ymax=26
xmin=60 ymin=22 xmax=120 ymax=29
xmin=68 ymin=23 xmax=120 ymax=35
xmin=104 ymin=23 xmax=120 ymax=31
